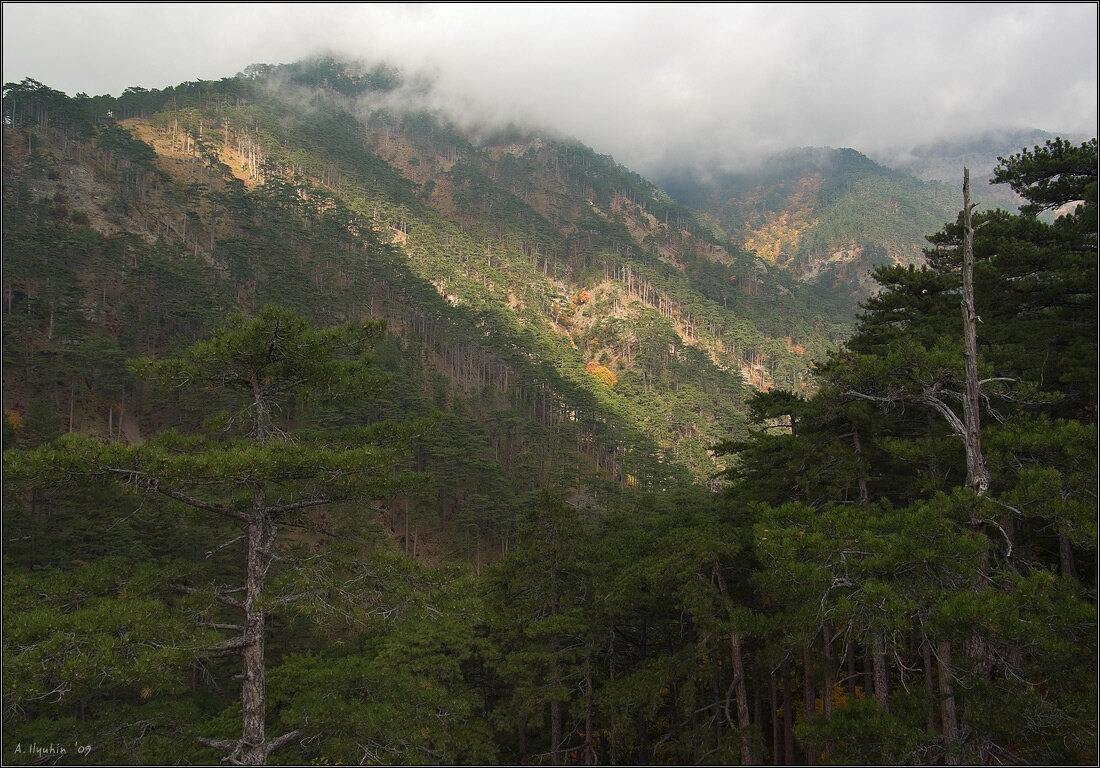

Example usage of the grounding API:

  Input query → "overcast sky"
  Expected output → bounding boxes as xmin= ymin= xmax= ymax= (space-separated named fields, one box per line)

xmin=3 ymin=3 xmax=1097 ymax=175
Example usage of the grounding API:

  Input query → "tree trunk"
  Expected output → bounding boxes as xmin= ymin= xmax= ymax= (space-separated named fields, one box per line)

xmin=754 ymin=676 xmax=763 ymax=762
xmin=550 ymin=697 xmax=563 ymax=765
xmin=1059 ymin=534 xmax=1078 ymax=579
xmin=846 ymin=637 xmax=857 ymax=701
xmin=872 ymin=633 xmax=889 ymax=710
xmin=961 ymin=168 xmax=990 ymax=495
xmin=822 ymin=625 xmax=835 ymax=759
xmin=584 ymin=659 xmax=595 ymax=765
xmin=518 ymin=718 xmax=528 ymax=765
xmin=239 ymin=502 xmax=274 ymax=764
xmin=924 ymin=642 xmax=936 ymax=734
xmin=863 ymin=645 xmax=874 ymax=705
xmin=731 ymin=631 xmax=753 ymax=765
xmin=782 ymin=656 xmax=794 ymax=764
xmin=803 ymin=644 xmax=816 ymax=765
xmin=550 ymin=630 xmax=563 ymax=766
xmin=192 ymin=494 xmax=294 ymax=765
xmin=937 ymin=640 xmax=960 ymax=765
xmin=608 ymin=625 xmax=618 ymax=764
xmin=715 ymin=566 xmax=753 ymax=765
xmin=769 ymin=670 xmax=781 ymax=765
xmin=851 ymin=430 xmax=870 ymax=503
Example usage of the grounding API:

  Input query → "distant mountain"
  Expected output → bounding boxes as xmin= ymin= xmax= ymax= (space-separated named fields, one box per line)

xmin=881 ymin=128 xmax=1048 ymax=180
xmin=870 ymin=128 xmax=1095 ymax=210
xmin=656 ymin=147 xmax=977 ymax=312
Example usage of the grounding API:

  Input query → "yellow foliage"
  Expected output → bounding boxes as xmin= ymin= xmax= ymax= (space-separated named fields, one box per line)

xmin=586 ymin=360 xmax=617 ymax=387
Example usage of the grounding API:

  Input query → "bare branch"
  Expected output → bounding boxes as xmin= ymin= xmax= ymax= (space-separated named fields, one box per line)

xmin=266 ymin=591 xmax=319 ymax=607
xmin=206 ymin=534 xmax=246 ymax=558
xmin=267 ymin=729 xmax=303 ymax=754
xmin=25 ymin=682 xmax=70 ymax=703
xmin=203 ymin=634 xmax=257 ymax=657
xmin=846 ymin=387 xmax=969 ymax=441
xmin=171 ymin=584 xmax=244 ymax=611
xmin=979 ymin=517 xmax=1014 ymax=558
xmin=918 ymin=388 xmax=968 ymax=441
xmin=267 ymin=497 xmax=335 ymax=516
xmin=110 ymin=470 xmax=250 ymax=521
xmin=196 ymin=737 xmax=238 ymax=751
xmin=158 ymin=487 xmax=249 ymax=521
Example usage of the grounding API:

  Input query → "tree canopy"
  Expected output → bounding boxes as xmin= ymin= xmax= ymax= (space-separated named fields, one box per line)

xmin=1 ymin=59 xmax=1095 ymax=765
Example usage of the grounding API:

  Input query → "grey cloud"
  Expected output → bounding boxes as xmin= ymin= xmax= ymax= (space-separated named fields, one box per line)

xmin=3 ymin=3 xmax=1095 ymax=176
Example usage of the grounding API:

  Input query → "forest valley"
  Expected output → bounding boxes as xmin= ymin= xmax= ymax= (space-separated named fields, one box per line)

xmin=1 ymin=61 xmax=1097 ymax=765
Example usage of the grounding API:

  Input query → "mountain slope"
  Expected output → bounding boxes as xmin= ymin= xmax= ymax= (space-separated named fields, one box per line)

xmin=11 ymin=60 xmax=1024 ymax=519
xmin=3 ymin=59 xmax=849 ymax=540
xmin=657 ymin=146 xmax=995 ymax=313
xmin=4 ymin=59 xmax=1094 ymax=768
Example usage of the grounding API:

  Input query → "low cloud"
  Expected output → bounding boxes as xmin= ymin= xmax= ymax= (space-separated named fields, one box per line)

xmin=4 ymin=3 xmax=1096 ymax=176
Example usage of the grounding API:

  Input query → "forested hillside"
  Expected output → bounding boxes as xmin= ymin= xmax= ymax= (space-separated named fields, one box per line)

xmin=658 ymin=147 xmax=1001 ymax=313
xmin=2 ymin=59 xmax=1096 ymax=766
xmin=2 ymin=61 xmax=855 ymax=488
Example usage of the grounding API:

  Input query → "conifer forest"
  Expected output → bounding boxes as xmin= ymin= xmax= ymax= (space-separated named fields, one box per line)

xmin=2 ymin=58 xmax=1096 ymax=765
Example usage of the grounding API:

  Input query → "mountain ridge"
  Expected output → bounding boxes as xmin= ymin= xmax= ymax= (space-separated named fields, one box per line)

xmin=654 ymin=145 xmax=1009 ymax=311
xmin=2 ymin=58 xmax=1062 ymax=496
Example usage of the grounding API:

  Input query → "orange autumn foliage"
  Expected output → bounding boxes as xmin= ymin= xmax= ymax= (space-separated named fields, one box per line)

xmin=586 ymin=360 xmax=617 ymax=387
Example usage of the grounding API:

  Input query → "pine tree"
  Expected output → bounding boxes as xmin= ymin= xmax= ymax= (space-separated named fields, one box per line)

xmin=4 ymin=305 xmax=419 ymax=764
xmin=719 ymin=138 xmax=1097 ymax=764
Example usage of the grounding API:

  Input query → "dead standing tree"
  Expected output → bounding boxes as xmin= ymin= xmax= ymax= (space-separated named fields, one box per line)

xmin=960 ymin=168 xmax=990 ymax=495
xmin=846 ymin=168 xmax=1000 ymax=497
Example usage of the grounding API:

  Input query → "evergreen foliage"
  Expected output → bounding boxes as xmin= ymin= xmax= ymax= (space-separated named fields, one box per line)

xmin=2 ymin=60 xmax=1095 ymax=765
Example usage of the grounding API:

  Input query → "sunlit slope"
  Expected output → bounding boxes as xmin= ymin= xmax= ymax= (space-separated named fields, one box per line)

xmin=4 ymin=59 xmax=859 ymax=491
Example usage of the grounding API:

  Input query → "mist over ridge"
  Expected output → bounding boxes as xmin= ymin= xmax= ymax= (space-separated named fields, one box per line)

xmin=4 ymin=3 xmax=1095 ymax=181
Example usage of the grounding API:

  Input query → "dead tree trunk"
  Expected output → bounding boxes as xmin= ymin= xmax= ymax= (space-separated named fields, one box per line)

xmin=961 ymin=168 xmax=990 ymax=495
xmin=196 ymin=498 xmax=299 ymax=765
xmin=238 ymin=501 xmax=274 ymax=764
